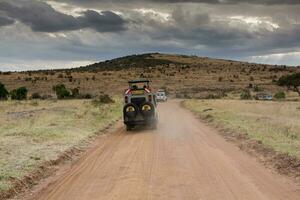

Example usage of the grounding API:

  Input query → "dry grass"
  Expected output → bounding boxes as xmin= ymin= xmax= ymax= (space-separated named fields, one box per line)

xmin=0 ymin=99 xmax=121 ymax=191
xmin=183 ymin=100 xmax=300 ymax=158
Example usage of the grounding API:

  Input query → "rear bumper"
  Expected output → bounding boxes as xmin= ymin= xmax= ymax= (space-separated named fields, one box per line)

xmin=124 ymin=115 xmax=156 ymax=125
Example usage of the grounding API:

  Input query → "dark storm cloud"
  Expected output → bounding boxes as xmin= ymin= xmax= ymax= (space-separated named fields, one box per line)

xmin=127 ymin=5 xmax=300 ymax=59
xmin=0 ymin=1 xmax=80 ymax=32
xmin=1 ymin=0 xmax=300 ymax=69
xmin=0 ymin=14 xmax=14 ymax=27
xmin=150 ymin=0 xmax=300 ymax=4
xmin=58 ymin=0 xmax=300 ymax=5
xmin=0 ymin=1 xmax=126 ymax=32
xmin=79 ymin=10 xmax=127 ymax=32
xmin=135 ymin=6 xmax=255 ymax=47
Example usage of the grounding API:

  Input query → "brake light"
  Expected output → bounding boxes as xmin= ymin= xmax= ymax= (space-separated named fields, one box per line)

xmin=145 ymin=88 xmax=151 ymax=93
xmin=125 ymin=89 xmax=131 ymax=95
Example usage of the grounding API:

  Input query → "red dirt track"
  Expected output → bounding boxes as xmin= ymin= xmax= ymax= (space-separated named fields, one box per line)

xmin=35 ymin=100 xmax=300 ymax=200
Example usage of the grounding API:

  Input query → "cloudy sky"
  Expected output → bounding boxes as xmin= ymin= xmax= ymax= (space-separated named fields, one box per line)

xmin=0 ymin=0 xmax=300 ymax=71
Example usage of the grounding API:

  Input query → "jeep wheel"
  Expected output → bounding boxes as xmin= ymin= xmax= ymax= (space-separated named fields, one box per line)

xmin=140 ymin=102 xmax=155 ymax=118
xmin=123 ymin=103 xmax=138 ymax=119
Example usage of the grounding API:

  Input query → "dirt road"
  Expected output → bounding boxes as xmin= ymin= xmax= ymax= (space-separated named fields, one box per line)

xmin=36 ymin=100 xmax=300 ymax=200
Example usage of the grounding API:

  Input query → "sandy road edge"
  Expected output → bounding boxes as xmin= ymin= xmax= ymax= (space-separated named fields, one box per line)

xmin=0 ymin=118 xmax=122 ymax=200
xmin=180 ymin=100 xmax=300 ymax=184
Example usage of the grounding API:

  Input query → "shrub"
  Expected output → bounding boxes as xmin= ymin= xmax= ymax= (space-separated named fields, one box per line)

xmin=53 ymin=84 xmax=70 ymax=99
xmin=205 ymin=94 xmax=220 ymax=99
xmin=83 ymin=94 xmax=92 ymax=99
xmin=99 ymin=94 xmax=115 ymax=103
xmin=278 ymin=73 xmax=300 ymax=96
xmin=31 ymin=92 xmax=42 ymax=99
xmin=274 ymin=91 xmax=286 ymax=100
xmin=71 ymin=88 xmax=80 ymax=98
xmin=240 ymin=89 xmax=252 ymax=100
xmin=184 ymin=93 xmax=192 ymax=99
xmin=10 ymin=87 xmax=28 ymax=100
xmin=253 ymin=85 xmax=262 ymax=92
xmin=66 ymin=71 xmax=72 ymax=76
xmin=42 ymin=94 xmax=53 ymax=100
xmin=0 ymin=82 xmax=9 ymax=100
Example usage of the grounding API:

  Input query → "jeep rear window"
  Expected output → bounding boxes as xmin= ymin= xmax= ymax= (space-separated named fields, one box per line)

xmin=131 ymin=97 xmax=146 ymax=107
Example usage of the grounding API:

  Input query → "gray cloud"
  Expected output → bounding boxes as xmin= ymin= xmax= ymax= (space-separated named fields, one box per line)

xmin=120 ymin=3 xmax=300 ymax=61
xmin=150 ymin=0 xmax=300 ymax=4
xmin=0 ymin=1 xmax=126 ymax=32
xmin=131 ymin=6 xmax=255 ymax=48
xmin=57 ymin=0 xmax=300 ymax=5
xmin=79 ymin=10 xmax=127 ymax=32
xmin=1 ymin=0 xmax=300 ymax=70
xmin=0 ymin=14 xmax=14 ymax=27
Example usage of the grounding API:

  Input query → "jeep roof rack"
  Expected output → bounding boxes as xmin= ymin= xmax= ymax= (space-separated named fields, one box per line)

xmin=128 ymin=79 xmax=150 ymax=84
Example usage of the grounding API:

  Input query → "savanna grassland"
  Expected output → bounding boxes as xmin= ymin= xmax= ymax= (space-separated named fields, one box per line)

xmin=0 ymin=53 xmax=300 ymax=198
xmin=183 ymin=100 xmax=300 ymax=158
xmin=0 ymin=99 xmax=121 ymax=197
xmin=1 ymin=53 xmax=300 ymax=99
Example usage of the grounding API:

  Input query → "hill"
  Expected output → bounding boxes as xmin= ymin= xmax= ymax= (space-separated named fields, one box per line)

xmin=0 ymin=53 xmax=299 ymax=99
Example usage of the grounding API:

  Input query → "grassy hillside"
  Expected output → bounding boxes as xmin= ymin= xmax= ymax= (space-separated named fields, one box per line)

xmin=0 ymin=53 xmax=299 ymax=99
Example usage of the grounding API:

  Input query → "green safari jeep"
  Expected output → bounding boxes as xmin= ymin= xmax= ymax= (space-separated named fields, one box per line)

xmin=123 ymin=80 xmax=158 ymax=131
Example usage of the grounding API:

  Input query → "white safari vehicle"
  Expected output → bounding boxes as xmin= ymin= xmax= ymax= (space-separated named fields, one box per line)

xmin=156 ymin=90 xmax=167 ymax=102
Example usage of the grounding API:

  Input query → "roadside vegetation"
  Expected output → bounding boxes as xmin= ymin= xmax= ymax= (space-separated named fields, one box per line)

xmin=240 ymin=89 xmax=252 ymax=100
xmin=274 ymin=91 xmax=286 ymax=100
xmin=183 ymin=99 xmax=300 ymax=158
xmin=0 ymin=82 xmax=9 ymax=100
xmin=1 ymin=53 xmax=300 ymax=99
xmin=0 ymin=81 xmax=94 ymax=101
xmin=10 ymin=87 xmax=28 ymax=100
xmin=0 ymin=98 xmax=121 ymax=194
xmin=277 ymin=72 xmax=300 ymax=96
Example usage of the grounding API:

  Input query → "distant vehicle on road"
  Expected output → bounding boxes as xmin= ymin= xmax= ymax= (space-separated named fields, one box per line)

xmin=156 ymin=90 xmax=168 ymax=102
xmin=123 ymin=80 xmax=158 ymax=131
xmin=255 ymin=92 xmax=273 ymax=100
